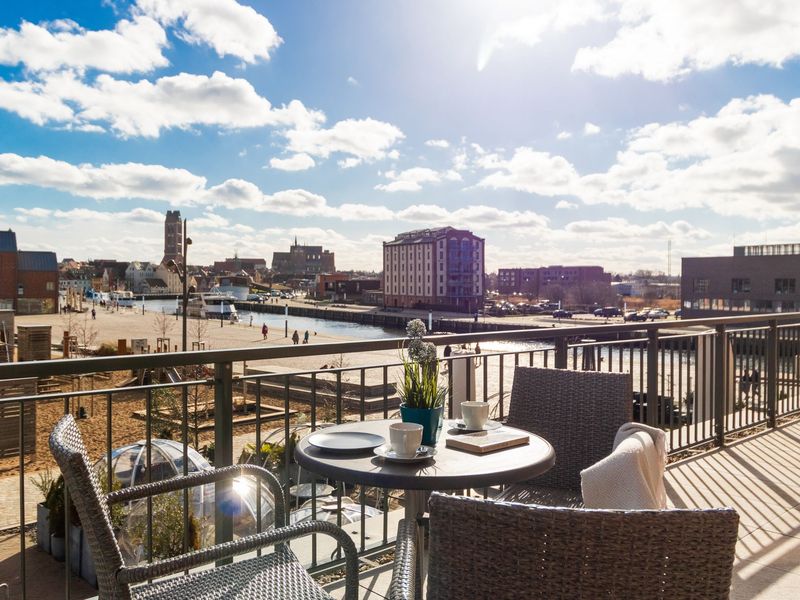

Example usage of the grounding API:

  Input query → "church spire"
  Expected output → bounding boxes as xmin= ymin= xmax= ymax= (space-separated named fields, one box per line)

xmin=294 ymin=235 xmax=298 ymax=247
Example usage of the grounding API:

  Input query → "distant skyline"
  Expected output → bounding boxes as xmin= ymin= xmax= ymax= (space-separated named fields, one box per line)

xmin=1 ymin=1 xmax=799 ymax=273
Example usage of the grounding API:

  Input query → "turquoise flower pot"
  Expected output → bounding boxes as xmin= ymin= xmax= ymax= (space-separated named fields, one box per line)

xmin=399 ymin=404 xmax=443 ymax=446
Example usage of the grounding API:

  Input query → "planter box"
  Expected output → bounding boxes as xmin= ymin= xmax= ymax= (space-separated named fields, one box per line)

xmin=80 ymin=532 xmax=97 ymax=587
xmin=36 ymin=504 xmax=50 ymax=554
xmin=69 ymin=524 xmax=82 ymax=575
xmin=50 ymin=534 xmax=65 ymax=561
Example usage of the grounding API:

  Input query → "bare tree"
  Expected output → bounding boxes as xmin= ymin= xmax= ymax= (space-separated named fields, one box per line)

xmin=152 ymin=309 xmax=175 ymax=339
xmin=73 ymin=312 xmax=99 ymax=356
xmin=189 ymin=317 xmax=208 ymax=349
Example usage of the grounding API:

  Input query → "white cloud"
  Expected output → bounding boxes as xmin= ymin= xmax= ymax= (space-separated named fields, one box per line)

xmin=135 ymin=0 xmax=282 ymax=63
xmin=564 ymin=218 xmax=710 ymax=240
xmin=478 ymin=94 xmax=800 ymax=220
xmin=269 ymin=153 xmax=316 ymax=172
xmin=0 ymin=15 xmax=168 ymax=73
xmin=583 ymin=122 xmax=600 ymax=135
xmin=480 ymin=1 xmax=800 ymax=81
xmin=477 ymin=0 xmax=606 ymax=71
xmin=396 ymin=204 xmax=548 ymax=232
xmin=346 ymin=76 xmax=359 ymax=86
xmin=555 ymin=200 xmax=577 ymax=210
xmin=424 ymin=139 xmax=450 ymax=148
xmin=284 ymin=117 xmax=405 ymax=166
xmin=556 ymin=131 xmax=572 ymax=140
xmin=572 ymin=1 xmax=800 ymax=81
xmin=375 ymin=167 xmax=448 ymax=193
xmin=477 ymin=147 xmax=580 ymax=196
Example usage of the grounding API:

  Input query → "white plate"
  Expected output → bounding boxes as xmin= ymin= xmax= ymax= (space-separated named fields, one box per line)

xmin=308 ymin=431 xmax=385 ymax=454
xmin=451 ymin=419 xmax=502 ymax=433
xmin=373 ymin=444 xmax=437 ymax=463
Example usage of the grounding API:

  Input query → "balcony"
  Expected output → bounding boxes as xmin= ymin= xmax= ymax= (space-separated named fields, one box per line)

xmin=2 ymin=312 xmax=800 ymax=598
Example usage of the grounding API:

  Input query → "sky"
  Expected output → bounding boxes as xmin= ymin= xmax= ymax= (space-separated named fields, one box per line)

xmin=1 ymin=0 xmax=799 ymax=274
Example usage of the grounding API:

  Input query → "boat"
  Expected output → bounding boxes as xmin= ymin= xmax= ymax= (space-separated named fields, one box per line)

xmin=214 ymin=273 xmax=251 ymax=301
xmin=182 ymin=292 xmax=238 ymax=320
xmin=109 ymin=290 xmax=136 ymax=308
xmin=85 ymin=289 xmax=110 ymax=303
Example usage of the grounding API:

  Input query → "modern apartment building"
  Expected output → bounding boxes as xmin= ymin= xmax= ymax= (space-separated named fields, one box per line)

xmin=497 ymin=265 xmax=611 ymax=295
xmin=383 ymin=227 xmax=484 ymax=313
xmin=272 ymin=237 xmax=335 ymax=277
xmin=681 ymin=244 xmax=800 ymax=317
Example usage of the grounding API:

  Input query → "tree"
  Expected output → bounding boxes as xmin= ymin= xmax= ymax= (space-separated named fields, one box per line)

xmin=152 ymin=308 xmax=175 ymax=340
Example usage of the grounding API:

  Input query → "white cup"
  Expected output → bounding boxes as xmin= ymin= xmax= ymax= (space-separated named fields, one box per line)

xmin=461 ymin=402 xmax=489 ymax=430
xmin=390 ymin=423 xmax=423 ymax=457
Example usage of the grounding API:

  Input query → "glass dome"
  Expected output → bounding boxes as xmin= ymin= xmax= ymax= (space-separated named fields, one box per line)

xmin=94 ymin=439 xmax=275 ymax=564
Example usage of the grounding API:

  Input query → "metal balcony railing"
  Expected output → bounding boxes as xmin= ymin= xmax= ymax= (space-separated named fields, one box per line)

xmin=2 ymin=312 xmax=800 ymax=598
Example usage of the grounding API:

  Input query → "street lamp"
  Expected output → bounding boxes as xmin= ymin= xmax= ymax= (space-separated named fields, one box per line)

xmin=167 ymin=219 xmax=192 ymax=351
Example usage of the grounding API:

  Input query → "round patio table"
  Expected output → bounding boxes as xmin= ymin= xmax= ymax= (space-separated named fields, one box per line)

xmin=294 ymin=418 xmax=554 ymax=519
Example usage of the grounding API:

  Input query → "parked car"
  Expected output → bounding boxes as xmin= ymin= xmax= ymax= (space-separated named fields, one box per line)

xmin=246 ymin=294 xmax=264 ymax=303
xmin=624 ymin=310 xmax=647 ymax=322
xmin=647 ymin=309 xmax=669 ymax=320
xmin=674 ymin=309 xmax=683 ymax=319
xmin=593 ymin=306 xmax=622 ymax=318
xmin=552 ymin=309 xmax=573 ymax=319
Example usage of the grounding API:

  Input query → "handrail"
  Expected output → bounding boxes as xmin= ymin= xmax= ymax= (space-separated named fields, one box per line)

xmin=4 ymin=311 xmax=800 ymax=379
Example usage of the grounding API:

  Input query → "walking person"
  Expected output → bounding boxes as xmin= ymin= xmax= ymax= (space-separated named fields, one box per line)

xmin=303 ymin=330 xmax=309 ymax=344
xmin=752 ymin=369 xmax=761 ymax=397
xmin=292 ymin=330 xmax=300 ymax=345
xmin=740 ymin=370 xmax=751 ymax=400
xmin=262 ymin=323 xmax=268 ymax=340
xmin=91 ymin=308 xmax=96 ymax=320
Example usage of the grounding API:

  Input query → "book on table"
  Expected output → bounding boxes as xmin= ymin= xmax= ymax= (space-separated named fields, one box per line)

xmin=445 ymin=429 xmax=530 ymax=454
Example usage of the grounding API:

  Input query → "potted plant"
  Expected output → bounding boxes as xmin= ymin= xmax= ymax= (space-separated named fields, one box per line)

xmin=31 ymin=469 xmax=55 ymax=553
xmin=46 ymin=475 xmax=82 ymax=574
xmin=398 ymin=319 xmax=447 ymax=445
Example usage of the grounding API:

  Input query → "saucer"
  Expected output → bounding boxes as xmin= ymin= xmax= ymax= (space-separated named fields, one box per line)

xmin=374 ymin=444 xmax=437 ymax=463
xmin=452 ymin=419 xmax=502 ymax=433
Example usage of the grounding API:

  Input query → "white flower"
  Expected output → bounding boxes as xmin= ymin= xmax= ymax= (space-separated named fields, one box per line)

xmin=405 ymin=319 xmax=427 ymax=339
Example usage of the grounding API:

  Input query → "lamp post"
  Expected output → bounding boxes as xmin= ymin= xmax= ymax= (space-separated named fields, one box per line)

xmin=168 ymin=219 xmax=192 ymax=352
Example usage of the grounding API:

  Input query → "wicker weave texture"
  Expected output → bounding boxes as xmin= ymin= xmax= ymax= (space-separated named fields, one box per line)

xmin=425 ymin=494 xmax=739 ymax=600
xmin=506 ymin=366 xmax=632 ymax=492
xmin=388 ymin=519 xmax=418 ymax=600
xmin=49 ymin=415 xmax=359 ymax=600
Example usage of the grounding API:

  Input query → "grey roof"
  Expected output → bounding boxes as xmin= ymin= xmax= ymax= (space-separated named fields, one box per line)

xmin=145 ymin=278 xmax=168 ymax=287
xmin=0 ymin=230 xmax=17 ymax=252
xmin=18 ymin=251 xmax=57 ymax=271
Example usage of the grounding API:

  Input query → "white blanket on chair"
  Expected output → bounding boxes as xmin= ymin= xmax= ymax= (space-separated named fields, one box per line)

xmin=580 ymin=422 xmax=667 ymax=510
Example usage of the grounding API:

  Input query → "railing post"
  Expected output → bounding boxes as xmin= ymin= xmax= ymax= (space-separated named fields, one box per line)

xmin=767 ymin=319 xmax=778 ymax=428
xmin=554 ymin=337 xmax=568 ymax=369
xmin=714 ymin=324 xmax=727 ymax=447
xmin=214 ymin=361 xmax=234 ymax=558
xmin=646 ymin=329 xmax=659 ymax=427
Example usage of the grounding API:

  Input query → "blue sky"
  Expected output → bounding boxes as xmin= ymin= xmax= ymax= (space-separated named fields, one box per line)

xmin=1 ymin=0 xmax=799 ymax=272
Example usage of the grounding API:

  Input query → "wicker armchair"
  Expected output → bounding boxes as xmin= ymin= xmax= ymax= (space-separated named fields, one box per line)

xmin=49 ymin=414 xmax=359 ymax=600
xmin=389 ymin=493 xmax=739 ymax=600
xmin=499 ymin=366 xmax=632 ymax=506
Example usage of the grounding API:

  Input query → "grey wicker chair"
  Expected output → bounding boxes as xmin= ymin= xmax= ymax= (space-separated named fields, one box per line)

xmin=389 ymin=493 xmax=739 ymax=600
xmin=49 ymin=414 xmax=359 ymax=600
xmin=499 ymin=366 xmax=632 ymax=506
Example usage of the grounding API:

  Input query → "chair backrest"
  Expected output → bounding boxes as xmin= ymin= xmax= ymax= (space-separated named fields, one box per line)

xmin=427 ymin=493 xmax=739 ymax=600
xmin=49 ymin=414 xmax=130 ymax=599
xmin=507 ymin=366 xmax=632 ymax=491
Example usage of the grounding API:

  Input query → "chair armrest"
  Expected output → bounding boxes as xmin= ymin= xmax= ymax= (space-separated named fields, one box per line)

xmin=106 ymin=464 xmax=287 ymax=527
xmin=117 ymin=519 xmax=359 ymax=599
xmin=388 ymin=518 xmax=418 ymax=600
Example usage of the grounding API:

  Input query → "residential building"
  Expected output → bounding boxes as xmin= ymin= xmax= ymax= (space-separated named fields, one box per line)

xmin=272 ymin=237 xmax=335 ymax=277
xmin=383 ymin=227 xmax=484 ymax=313
xmin=314 ymin=273 xmax=381 ymax=302
xmin=682 ymin=244 xmax=800 ymax=317
xmin=213 ymin=256 xmax=267 ymax=277
xmin=497 ymin=265 xmax=611 ymax=296
xmin=162 ymin=210 xmax=184 ymax=265
xmin=0 ymin=229 xmax=58 ymax=314
xmin=125 ymin=261 xmax=156 ymax=293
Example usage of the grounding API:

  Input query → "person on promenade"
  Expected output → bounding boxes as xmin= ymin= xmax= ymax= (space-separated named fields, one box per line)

xmin=91 ymin=308 xmax=96 ymax=320
xmin=303 ymin=330 xmax=309 ymax=344
xmin=474 ymin=343 xmax=482 ymax=367
xmin=292 ymin=330 xmax=300 ymax=345
xmin=262 ymin=323 xmax=268 ymax=340
xmin=740 ymin=370 xmax=751 ymax=399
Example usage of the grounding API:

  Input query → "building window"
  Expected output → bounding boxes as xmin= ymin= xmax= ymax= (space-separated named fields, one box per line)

xmin=693 ymin=278 xmax=710 ymax=294
xmin=731 ymin=278 xmax=750 ymax=293
xmin=775 ymin=278 xmax=796 ymax=294
xmin=46 ymin=282 xmax=55 ymax=291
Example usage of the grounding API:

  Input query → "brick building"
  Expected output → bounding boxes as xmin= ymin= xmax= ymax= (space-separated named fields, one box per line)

xmin=162 ymin=210 xmax=184 ymax=265
xmin=272 ymin=237 xmax=335 ymax=277
xmin=383 ymin=227 xmax=484 ymax=313
xmin=0 ymin=230 xmax=58 ymax=314
xmin=497 ymin=265 xmax=611 ymax=296
xmin=682 ymin=244 xmax=800 ymax=318
xmin=314 ymin=273 xmax=381 ymax=302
